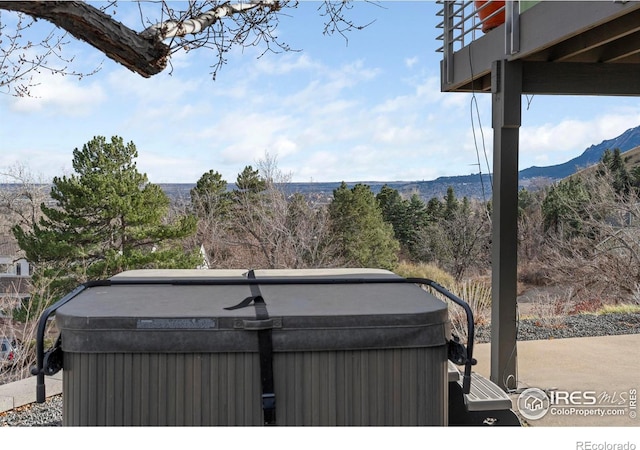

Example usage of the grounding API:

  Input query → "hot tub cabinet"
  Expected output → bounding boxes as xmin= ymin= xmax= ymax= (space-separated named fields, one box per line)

xmin=50 ymin=269 xmax=451 ymax=426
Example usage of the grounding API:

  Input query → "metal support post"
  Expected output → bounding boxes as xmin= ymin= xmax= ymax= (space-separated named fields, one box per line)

xmin=490 ymin=59 xmax=521 ymax=392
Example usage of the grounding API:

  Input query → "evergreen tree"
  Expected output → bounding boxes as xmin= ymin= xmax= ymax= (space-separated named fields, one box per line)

xmin=444 ymin=186 xmax=459 ymax=220
xmin=230 ymin=165 xmax=268 ymax=234
xmin=13 ymin=136 xmax=199 ymax=300
xmin=605 ymin=148 xmax=631 ymax=195
xmin=376 ymin=185 xmax=408 ymax=239
xmin=631 ymin=166 xmax=640 ymax=191
xmin=426 ymin=197 xmax=445 ymax=220
xmin=377 ymin=186 xmax=432 ymax=259
xmin=413 ymin=190 xmax=490 ymax=280
xmin=518 ymin=188 xmax=535 ymax=219
xmin=460 ymin=196 xmax=471 ymax=215
xmin=329 ymin=182 xmax=399 ymax=270
xmin=541 ymin=177 xmax=590 ymax=235
xmin=407 ymin=194 xmax=431 ymax=225
xmin=231 ymin=165 xmax=268 ymax=224
xmin=190 ymin=170 xmax=231 ymax=218
xmin=235 ymin=165 xmax=267 ymax=194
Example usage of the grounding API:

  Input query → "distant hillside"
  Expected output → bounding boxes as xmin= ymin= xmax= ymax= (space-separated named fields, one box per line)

xmin=519 ymin=125 xmax=640 ymax=180
xmin=13 ymin=127 xmax=640 ymax=211
xmin=159 ymin=125 xmax=640 ymax=203
xmin=571 ymin=145 xmax=640 ymax=179
xmin=423 ymin=124 xmax=640 ymax=199
xmin=620 ymin=145 xmax=640 ymax=169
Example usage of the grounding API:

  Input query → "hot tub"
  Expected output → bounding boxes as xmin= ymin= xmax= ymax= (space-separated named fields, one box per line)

xmin=38 ymin=269 xmax=452 ymax=426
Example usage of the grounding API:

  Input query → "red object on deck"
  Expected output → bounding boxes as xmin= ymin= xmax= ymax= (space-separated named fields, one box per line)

xmin=475 ymin=1 xmax=505 ymax=33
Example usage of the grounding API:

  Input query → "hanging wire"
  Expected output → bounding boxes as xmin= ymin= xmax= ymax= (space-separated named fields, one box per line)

xmin=470 ymin=94 xmax=493 ymax=205
xmin=463 ymin=0 xmax=519 ymax=391
xmin=467 ymin=30 xmax=492 ymax=224
xmin=525 ymin=94 xmax=535 ymax=110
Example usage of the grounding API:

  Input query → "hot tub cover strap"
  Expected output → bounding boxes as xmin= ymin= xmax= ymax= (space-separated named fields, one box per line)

xmin=224 ymin=270 xmax=276 ymax=426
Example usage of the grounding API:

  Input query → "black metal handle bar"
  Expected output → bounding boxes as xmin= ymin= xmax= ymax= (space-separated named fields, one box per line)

xmin=30 ymin=275 xmax=475 ymax=400
xmin=30 ymin=280 xmax=110 ymax=403
xmin=405 ymin=278 xmax=475 ymax=394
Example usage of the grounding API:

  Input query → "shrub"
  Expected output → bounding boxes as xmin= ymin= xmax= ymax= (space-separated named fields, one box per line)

xmin=394 ymin=262 xmax=491 ymax=342
xmin=394 ymin=261 xmax=455 ymax=288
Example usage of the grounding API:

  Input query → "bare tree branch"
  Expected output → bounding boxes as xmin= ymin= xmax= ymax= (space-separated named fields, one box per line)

xmin=2 ymin=1 xmax=170 ymax=78
xmin=318 ymin=0 xmax=378 ymax=44
xmin=1 ymin=1 xmax=288 ymax=80
xmin=0 ymin=163 xmax=48 ymax=234
xmin=0 ymin=0 xmax=370 ymax=90
xmin=140 ymin=0 xmax=281 ymax=40
xmin=0 ymin=10 xmax=102 ymax=96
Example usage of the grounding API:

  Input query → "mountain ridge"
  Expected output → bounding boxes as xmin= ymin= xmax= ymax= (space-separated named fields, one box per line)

xmin=160 ymin=124 xmax=640 ymax=202
xmin=518 ymin=125 xmax=640 ymax=180
xmin=400 ymin=124 xmax=640 ymax=199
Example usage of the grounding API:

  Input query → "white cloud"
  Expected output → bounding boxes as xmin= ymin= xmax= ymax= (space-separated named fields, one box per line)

xmin=295 ymin=151 xmax=341 ymax=181
xmin=254 ymin=53 xmax=321 ymax=75
xmin=324 ymin=59 xmax=380 ymax=92
xmin=10 ymin=74 xmax=106 ymax=116
xmin=372 ymin=120 xmax=426 ymax=145
xmin=271 ymin=136 xmax=299 ymax=157
xmin=106 ymin=67 xmax=206 ymax=109
xmin=415 ymin=77 xmax=447 ymax=103
xmin=405 ymin=56 xmax=419 ymax=68
xmin=372 ymin=98 xmax=404 ymax=115
xmin=373 ymin=75 xmax=458 ymax=114
xmin=187 ymin=110 xmax=300 ymax=165
xmin=137 ymin=152 xmax=205 ymax=183
xmin=313 ymin=99 xmax=358 ymax=116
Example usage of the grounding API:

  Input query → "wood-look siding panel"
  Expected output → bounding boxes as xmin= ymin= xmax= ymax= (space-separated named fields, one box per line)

xmin=63 ymin=347 xmax=446 ymax=426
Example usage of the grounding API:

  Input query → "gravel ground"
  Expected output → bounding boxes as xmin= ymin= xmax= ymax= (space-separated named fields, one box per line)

xmin=475 ymin=312 xmax=640 ymax=343
xmin=1 ymin=394 xmax=62 ymax=427
xmin=1 ymin=312 xmax=639 ymax=426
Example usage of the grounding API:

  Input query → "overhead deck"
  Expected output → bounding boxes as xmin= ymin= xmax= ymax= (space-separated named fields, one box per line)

xmin=440 ymin=1 xmax=640 ymax=95
xmin=438 ymin=0 xmax=640 ymax=392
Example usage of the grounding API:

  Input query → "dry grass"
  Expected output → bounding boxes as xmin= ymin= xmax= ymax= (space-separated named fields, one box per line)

xmin=447 ymin=278 xmax=492 ymax=341
xmin=394 ymin=261 xmax=455 ymax=287
xmin=528 ymin=291 xmax=573 ymax=328
xmin=395 ymin=262 xmax=492 ymax=342
xmin=597 ymin=303 xmax=640 ymax=315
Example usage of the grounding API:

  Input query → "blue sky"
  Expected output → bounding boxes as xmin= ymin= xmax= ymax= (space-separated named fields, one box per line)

xmin=2 ymin=1 xmax=640 ymax=184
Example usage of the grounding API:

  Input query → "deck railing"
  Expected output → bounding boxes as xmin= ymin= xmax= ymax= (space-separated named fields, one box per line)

xmin=437 ymin=1 xmax=520 ymax=85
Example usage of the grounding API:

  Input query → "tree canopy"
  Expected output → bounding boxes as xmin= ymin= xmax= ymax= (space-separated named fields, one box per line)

xmin=329 ymin=182 xmax=399 ymax=270
xmin=376 ymin=185 xmax=432 ymax=259
xmin=190 ymin=169 xmax=231 ymax=218
xmin=188 ymin=159 xmax=337 ymax=270
xmin=13 ymin=135 xmax=199 ymax=297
